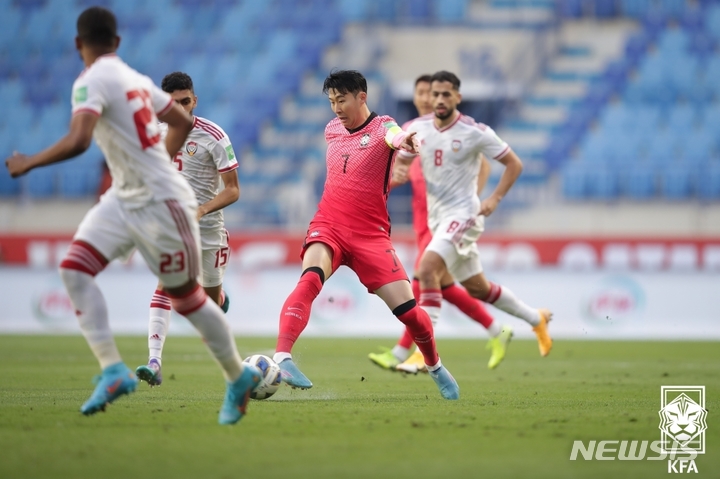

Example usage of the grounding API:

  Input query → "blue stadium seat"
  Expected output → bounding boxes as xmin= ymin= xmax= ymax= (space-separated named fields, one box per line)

xmin=657 ymin=28 xmax=689 ymax=53
xmin=25 ymin=167 xmax=56 ymax=197
xmin=661 ymin=165 xmax=694 ymax=199
xmin=665 ymin=104 xmax=697 ymax=131
xmin=698 ymin=163 xmax=720 ymax=199
xmin=621 ymin=0 xmax=651 ymax=18
xmin=624 ymin=165 xmax=656 ymax=199
xmin=433 ymin=0 xmax=467 ymax=23
xmin=706 ymin=5 xmax=720 ymax=41
xmin=588 ymin=166 xmax=619 ymax=199
xmin=562 ymin=163 xmax=588 ymax=199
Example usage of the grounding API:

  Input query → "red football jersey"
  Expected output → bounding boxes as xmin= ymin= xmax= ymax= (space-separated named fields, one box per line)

xmin=317 ymin=113 xmax=400 ymax=233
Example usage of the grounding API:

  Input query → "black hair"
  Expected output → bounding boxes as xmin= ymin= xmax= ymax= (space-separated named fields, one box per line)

xmin=77 ymin=7 xmax=118 ymax=48
xmin=430 ymin=70 xmax=461 ymax=90
xmin=415 ymin=74 xmax=432 ymax=86
xmin=161 ymin=72 xmax=194 ymax=93
xmin=322 ymin=70 xmax=367 ymax=96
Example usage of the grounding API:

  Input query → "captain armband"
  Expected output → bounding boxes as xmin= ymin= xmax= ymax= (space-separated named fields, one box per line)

xmin=383 ymin=122 xmax=409 ymax=150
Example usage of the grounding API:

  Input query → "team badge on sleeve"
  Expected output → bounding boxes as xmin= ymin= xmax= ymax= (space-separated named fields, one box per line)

xmin=73 ymin=86 xmax=87 ymax=103
xmin=225 ymin=145 xmax=236 ymax=161
xmin=186 ymin=141 xmax=198 ymax=156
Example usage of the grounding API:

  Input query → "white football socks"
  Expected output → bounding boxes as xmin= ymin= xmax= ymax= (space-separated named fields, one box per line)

xmin=491 ymin=286 xmax=540 ymax=326
xmin=487 ymin=321 xmax=503 ymax=338
xmin=59 ymin=268 xmax=122 ymax=370
xmin=182 ymin=299 xmax=243 ymax=382
xmin=391 ymin=345 xmax=411 ymax=362
xmin=148 ymin=307 xmax=170 ymax=365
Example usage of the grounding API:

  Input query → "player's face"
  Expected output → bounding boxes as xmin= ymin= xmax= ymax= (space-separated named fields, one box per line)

xmin=328 ymin=89 xmax=366 ymax=129
xmin=413 ymin=81 xmax=432 ymax=116
xmin=170 ymin=90 xmax=197 ymax=114
xmin=431 ymin=81 xmax=461 ymax=121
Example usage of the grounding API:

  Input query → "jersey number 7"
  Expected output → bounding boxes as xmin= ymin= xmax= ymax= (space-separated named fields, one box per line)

xmin=127 ymin=89 xmax=161 ymax=150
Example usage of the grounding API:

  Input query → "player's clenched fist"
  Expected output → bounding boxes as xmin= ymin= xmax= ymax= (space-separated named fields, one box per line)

xmin=5 ymin=152 xmax=31 ymax=178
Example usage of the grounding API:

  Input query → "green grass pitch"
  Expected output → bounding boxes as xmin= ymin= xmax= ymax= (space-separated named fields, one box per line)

xmin=0 ymin=336 xmax=718 ymax=479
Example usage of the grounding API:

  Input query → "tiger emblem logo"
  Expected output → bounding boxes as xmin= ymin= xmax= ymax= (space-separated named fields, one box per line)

xmin=659 ymin=392 xmax=707 ymax=448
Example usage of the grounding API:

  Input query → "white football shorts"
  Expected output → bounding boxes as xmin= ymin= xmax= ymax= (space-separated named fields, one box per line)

xmin=425 ymin=215 xmax=485 ymax=282
xmin=73 ymin=192 xmax=201 ymax=288
xmin=198 ymin=227 xmax=230 ymax=288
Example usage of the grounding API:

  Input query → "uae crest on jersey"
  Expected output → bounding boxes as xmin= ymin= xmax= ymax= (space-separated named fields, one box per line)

xmin=360 ymin=133 xmax=370 ymax=148
xmin=186 ymin=141 xmax=198 ymax=156
xmin=452 ymin=140 xmax=462 ymax=152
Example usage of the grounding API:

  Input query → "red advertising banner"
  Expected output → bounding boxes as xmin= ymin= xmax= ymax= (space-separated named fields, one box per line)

xmin=2 ymin=233 xmax=720 ymax=270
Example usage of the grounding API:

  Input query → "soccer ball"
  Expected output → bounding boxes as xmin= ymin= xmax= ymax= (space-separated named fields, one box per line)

xmin=242 ymin=354 xmax=282 ymax=400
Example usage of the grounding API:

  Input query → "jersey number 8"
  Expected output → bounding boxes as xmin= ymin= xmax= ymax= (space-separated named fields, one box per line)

xmin=434 ymin=149 xmax=443 ymax=166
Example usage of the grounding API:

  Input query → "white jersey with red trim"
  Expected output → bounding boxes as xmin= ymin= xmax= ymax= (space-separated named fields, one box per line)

xmin=404 ymin=113 xmax=510 ymax=230
xmin=70 ymin=54 xmax=194 ymax=209
xmin=159 ymin=116 xmax=238 ymax=231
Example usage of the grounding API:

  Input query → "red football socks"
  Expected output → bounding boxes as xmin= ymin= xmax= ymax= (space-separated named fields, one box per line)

xmin=276 ymin=269 xmax=323 ymax=353
xmin=442 ymin=283 xmax=494 ymax=329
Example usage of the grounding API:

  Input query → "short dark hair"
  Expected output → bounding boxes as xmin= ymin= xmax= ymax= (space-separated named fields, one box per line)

xmin=430 ymin=71 xmax=461 ymax=90
xmin=161 ymin=72 xmax=194 ymax=93
xmin=77 ymin=7 xmax=117 ymax=48
xmin=322 ymin=70 xmax=367 ymax=96
xmin=415 ymin=74 xmax=432 ymax=86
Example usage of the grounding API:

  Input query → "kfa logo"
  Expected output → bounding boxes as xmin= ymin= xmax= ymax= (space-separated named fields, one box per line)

xmin=660 ymin=386 xmax=707 ymax=473
xmin=359 ymin=133 xmax=370 ymax=148
xmin=186 ymin=141 xmax=198 ymax=156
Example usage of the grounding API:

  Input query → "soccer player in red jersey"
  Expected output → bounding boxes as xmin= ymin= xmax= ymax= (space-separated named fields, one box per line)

xmin=369 ymin=75 xmax=513 ymax=374
xmin=272 ymin=70 xmax=459 ymax=400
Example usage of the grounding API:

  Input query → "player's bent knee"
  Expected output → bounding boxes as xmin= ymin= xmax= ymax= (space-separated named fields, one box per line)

xmin=166 ymin=283 xmax=207 ymax=316
xmin=59 ymin=240 xmax=108 ymax=277
xmin=462 ymin=278 xmax=489 ymax=300
xmin=392 ymin=299 xmax=417 ymax=317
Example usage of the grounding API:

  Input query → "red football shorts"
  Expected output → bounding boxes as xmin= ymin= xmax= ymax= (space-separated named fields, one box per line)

xmin=301 ymin=218 xmax=409 ymax=292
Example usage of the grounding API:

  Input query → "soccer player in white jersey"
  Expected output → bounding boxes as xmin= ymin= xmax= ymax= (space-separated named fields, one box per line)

xmin=396 ymin=71 xmax=553 ymax=356
xmin=4 ymin=7 xmax=260 ymax=424
xmin=135 ymin=72 xmax=239 ymax=387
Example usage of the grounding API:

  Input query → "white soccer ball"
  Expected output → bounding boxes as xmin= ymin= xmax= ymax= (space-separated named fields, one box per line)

xmin=242 ymin=354 xmax=282 ymax=400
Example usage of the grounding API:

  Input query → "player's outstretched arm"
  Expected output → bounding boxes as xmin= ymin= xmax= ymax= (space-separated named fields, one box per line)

xmin=479 ymin=149 xmax=523 ymax=217
xmin=159 ymin=103 xmax=193 ymax=158
xmin=196 ymin=169 xmax=240 ymax=220
xmin=5 ymin=112 xmax=98 ymax=178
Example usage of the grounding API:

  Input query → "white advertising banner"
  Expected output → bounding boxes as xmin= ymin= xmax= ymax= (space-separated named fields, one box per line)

xmin=0 ymin=265 xmax=718 ymax=339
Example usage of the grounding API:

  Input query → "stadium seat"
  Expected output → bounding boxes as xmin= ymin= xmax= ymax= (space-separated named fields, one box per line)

xmin=624 ymin=165 xmax=656 ymax=199
xmin=561 ymin=163 xmax=588 ymax=199
xmin=661 ymin=165 xmax=695 ymax=199
xmin=433 ymin=0 xmax=467 ymax=23
xmin=588 ymin=166 xmax=619 ymax=199
xmin=698 ymin=163 xmax=720 ymax=199
xmin=25 ymin=167 xmax=56 ymax=198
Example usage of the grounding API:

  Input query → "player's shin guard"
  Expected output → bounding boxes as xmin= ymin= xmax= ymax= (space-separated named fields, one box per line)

xmin=148 ymin=290 xmax=171 ymax=363
xmin=483 ymin=282 xmax=540 ymax=326
xmin=393 ymin=300 xmax=440 ymax=367
xmin=170 ymin=285 xmax=243 ymax=382
xmin=442 ymin=283 xmax=498 ymax=333
xmin=276 ymin=267 xmax=324 ymax=355
xmin=59 ymin=241 xmax=119 ymax=369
